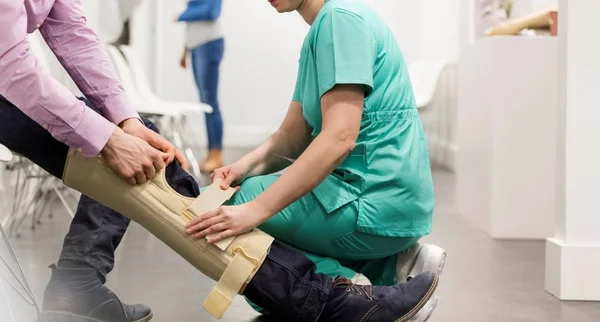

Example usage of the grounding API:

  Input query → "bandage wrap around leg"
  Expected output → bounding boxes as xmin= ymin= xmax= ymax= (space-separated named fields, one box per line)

xmin=61 ymin=149 xmax=274 ymax=319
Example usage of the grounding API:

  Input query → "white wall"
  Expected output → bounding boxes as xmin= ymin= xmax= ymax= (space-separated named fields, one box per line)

xmin=417 ymin=0 xmax=461 ymax=63
xmin=28 ymin=0 xmax=460 ymax=150
xmin=133 ymin=0 xmax=460 ymax=148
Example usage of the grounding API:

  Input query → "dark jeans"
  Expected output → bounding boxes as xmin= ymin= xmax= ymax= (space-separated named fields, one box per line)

xmin=191 ymin=38 xmax=224 ymax=149
xmin=0 ymin=96 xmax=333 ymax=321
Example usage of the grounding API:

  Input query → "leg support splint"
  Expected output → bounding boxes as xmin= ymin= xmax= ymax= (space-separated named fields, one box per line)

xmin=61 ymin=150 xmax=274 ymax=319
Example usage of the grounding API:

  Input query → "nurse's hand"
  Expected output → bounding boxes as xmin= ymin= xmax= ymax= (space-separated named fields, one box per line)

xmin=211 ymin=162 xmax=251 ymax=189
xmin=185 ymin=202 xmax=269 ymax=243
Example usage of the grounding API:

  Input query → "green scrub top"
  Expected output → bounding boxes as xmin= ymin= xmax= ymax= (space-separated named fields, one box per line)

xmin=292 ymin=0 xmax=434 ymax=237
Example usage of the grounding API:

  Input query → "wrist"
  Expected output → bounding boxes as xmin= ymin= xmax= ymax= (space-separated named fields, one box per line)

xmin=250 ymin=198 xmax=276 ymax=221
xmin=119 ymin=117 xmax=142 ymax=129
xmin=237 ymin=156 xmax=259 ymax=177
xmin=101 ymin=126 xmax=122 ymax=154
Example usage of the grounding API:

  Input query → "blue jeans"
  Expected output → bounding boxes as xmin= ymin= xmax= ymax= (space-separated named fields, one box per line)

xmin=0 ymin=95 xmax=334 ymax=321
xmin=191 ymin=38 xmax=224 ymax=150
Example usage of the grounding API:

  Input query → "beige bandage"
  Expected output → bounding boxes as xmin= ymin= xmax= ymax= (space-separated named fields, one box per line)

xmin=61 ymin=149 xmax=273 ymax=319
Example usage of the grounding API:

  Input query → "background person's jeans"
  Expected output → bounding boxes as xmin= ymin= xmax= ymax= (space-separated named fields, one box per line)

xmin=191 ymin=37 xmax=224 ymax=150
xmin=0 ymin=95 xmax=334 ymax=320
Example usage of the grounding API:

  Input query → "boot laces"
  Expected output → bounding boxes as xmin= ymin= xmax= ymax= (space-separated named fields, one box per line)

xmin=334 ymin=277 xmax=373 ymax=301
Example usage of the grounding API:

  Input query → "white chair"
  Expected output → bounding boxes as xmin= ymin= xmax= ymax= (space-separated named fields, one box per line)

xmin=0 ymin=146 xmax=39 ymax=321
xmin=118 ymin=45 xmax=212 ymax=115
xmin=0 ymin=145 xmax=12 ymax=213
xmin=1 ymin=33 xmax=80 ymax=238
xmin=409 ymin=60 xmax=447 ymax=109
xmin=106 ymin=45 xmax=181 ymax=117
xmin=0 ymin=222 xmax=40 ymax=322
xmin=0 ymin=145 xmax=10 ymax=163
xmin=408 ymin=60 xmax=448 ymax=163
xmin=106 ymin=45 xmax=203 ymax=178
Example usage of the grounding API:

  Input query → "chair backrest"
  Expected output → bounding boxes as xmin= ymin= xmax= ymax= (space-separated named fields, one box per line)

xmin=408 ymin=60 xmax=447 ymax=109
xmin=0 ymin=145 xmax=11 ymax=163
xmin=107 ymin=45 xmax=181 ymax=116
xmin=105 ymin=45 xmax=168 ymax=115
xmin=106 ymin=45 xmax=143 ymax=102
xmin=0 ymin=144 xmax=11 ymax=199
xmin=118 ymin=45 xmax=159 ymax=101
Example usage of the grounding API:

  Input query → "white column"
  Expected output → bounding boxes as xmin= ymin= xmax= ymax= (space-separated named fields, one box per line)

xmin=545 ymin=0 xmax=600 ymax=301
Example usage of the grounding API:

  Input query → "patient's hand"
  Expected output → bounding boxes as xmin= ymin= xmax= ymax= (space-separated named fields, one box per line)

xmin=121 ymin=119 xmax=190 ymax=172
xmin=101 ymin=126 xmax=168 ymax=185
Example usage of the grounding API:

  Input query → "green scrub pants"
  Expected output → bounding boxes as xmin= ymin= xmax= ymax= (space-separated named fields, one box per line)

xmin=219 ymin=174 xmax=422 ymax=313
xmin=223 ymin=175 xmax=421 ymax=285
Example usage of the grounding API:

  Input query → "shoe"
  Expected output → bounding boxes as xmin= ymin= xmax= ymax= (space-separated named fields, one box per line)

xmin=319 ymin=272 xmax=439 ymax=322
xmin=396 ymin=242 xmax=447 ymax=282
xmin=199 ymin=149 xmax=223 ymax=174
xmin=38 ymin=265 xmax=153 ymax=322
xmin=396 ymin=243 xmax=446 ymax=322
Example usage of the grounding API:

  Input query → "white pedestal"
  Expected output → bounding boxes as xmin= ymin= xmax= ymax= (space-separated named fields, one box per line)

xmin=545 ymin=0 xmax=600 ymax=302
xmin=456 ymin=36 xmax=558 ymax=239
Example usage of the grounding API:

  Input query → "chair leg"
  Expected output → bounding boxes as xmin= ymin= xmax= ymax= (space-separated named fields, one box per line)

xmin=0 ymin=222 xmax=41 ymax=317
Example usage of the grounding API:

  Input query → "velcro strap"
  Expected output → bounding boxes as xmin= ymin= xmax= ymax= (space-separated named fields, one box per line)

xmin=203 ymin=230 xmax=274 ymax=319
xmin=184 ymin=179 xmax=237 ymax=250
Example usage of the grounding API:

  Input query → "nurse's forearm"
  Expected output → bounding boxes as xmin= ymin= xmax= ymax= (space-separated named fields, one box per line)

xmin=237 ymin=131 xmax=302 ymax=177
xmin=252 ymin=84 xmax=363 ymax=217
xmin=252 ymin=131 xmax=350 ymax=217
xmin=237 ymin=102 xmax=312 ymax=177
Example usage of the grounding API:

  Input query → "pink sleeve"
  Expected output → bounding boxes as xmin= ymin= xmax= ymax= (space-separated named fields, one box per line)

xmin=0 ymin=0 xmax=115 ymax=157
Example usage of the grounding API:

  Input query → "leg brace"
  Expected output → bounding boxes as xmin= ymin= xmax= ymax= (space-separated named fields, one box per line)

xmin=61 ymin=149 xmax=274 ymax=319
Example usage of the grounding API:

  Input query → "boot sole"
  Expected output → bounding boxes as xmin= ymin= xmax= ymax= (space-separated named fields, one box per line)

xmin=38 ymin=311 xmax=153 ymax=322
xmin=396 ymin=274 xmax=439 ymax=322
xmin=407 ymin=297 xmax=438 ymax=322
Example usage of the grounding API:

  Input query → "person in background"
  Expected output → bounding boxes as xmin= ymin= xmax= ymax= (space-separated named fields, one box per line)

xmin=176 ymin=0 xmax=226 ymax=173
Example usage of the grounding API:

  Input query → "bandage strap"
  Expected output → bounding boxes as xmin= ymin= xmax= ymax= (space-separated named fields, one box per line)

xmin=204 ymin=229 xmax=274 ymax=318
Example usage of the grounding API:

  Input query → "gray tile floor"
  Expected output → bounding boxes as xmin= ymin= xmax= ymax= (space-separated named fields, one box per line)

xmin=5 ymin=149 xmax=600 ymax=321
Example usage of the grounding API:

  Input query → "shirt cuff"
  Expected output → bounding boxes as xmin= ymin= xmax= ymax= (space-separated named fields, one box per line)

xmin=68 ymin=107 xmax=116 ymax=157
xmin=101 ymin=94 xmax=142 ymax=126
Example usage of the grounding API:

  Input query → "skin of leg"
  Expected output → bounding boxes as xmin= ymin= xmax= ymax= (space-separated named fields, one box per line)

xmin=191 ymin=38 xmax=225 ymax=150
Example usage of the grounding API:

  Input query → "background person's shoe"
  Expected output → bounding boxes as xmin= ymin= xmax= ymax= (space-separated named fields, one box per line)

xmin=199 ymin=149 xmax=223 ymax=174
xmin=319 ymin=272 xmax=438 ymax=322
xmin=38 ymin=265 xmax=152 ymax=322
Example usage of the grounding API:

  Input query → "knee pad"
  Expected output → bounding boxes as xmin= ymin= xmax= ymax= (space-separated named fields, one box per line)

xmin=61 ymin=149 xmax=274 ymax=319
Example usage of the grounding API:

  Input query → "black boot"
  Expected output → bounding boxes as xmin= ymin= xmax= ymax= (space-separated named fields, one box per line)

xmin=38 ymin=265 xmax=152 ymax=322
xmin=243 ymin=240 xmax=438 ymax=322
xmin=318 ymin=273 xmax=438 ymax=322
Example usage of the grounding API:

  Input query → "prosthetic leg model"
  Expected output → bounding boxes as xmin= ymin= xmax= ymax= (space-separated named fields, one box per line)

xmin=61 ymin=149 xmax=273 ymax=319
xmin=485 ymin=6 xmax=558 ymax=36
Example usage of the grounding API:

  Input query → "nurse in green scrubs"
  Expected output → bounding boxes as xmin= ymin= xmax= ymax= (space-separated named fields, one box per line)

xmin=186 ymin=0 xmax=445 ymax=289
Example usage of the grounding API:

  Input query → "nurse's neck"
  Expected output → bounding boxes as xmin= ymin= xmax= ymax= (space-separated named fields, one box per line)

xmin=297 ymin=0 xmax=324 ymax=25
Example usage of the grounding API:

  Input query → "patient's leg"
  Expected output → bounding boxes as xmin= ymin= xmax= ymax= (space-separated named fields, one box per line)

xmin=62 ymin=147 xmax=440 ymax=321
